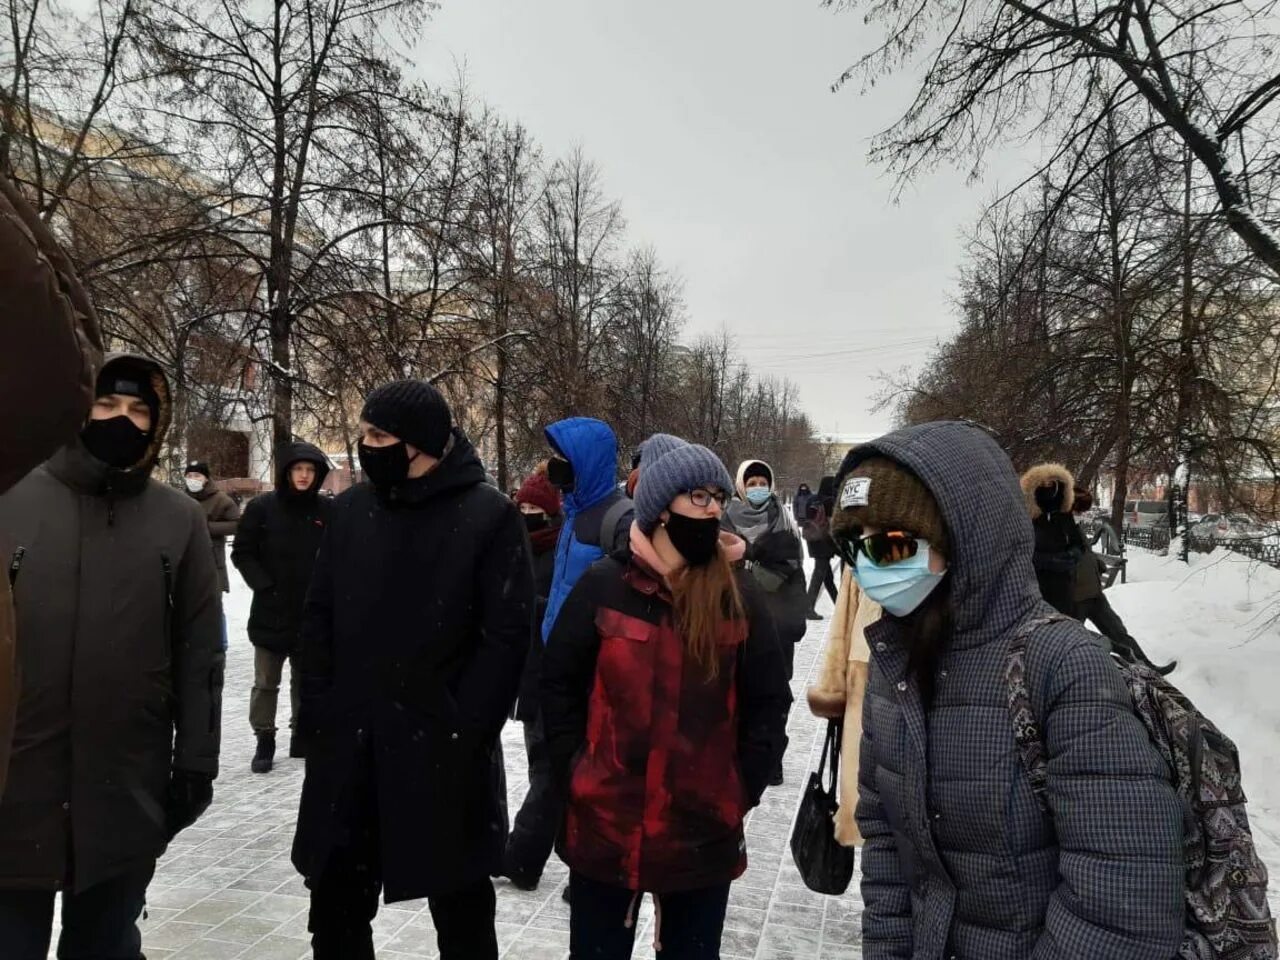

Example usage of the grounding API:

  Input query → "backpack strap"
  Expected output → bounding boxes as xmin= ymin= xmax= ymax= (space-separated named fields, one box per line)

xmin=598 ymin=497 xmax=633 ymax=552
xmin=1005 ymin=614 xmax=1071 ymax=813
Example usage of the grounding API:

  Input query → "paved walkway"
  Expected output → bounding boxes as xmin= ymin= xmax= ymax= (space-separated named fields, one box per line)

xmin=49 ymin=573 xmax=857 ymax=959
xmin=54 ymin=569 xmax=1280 ymax=959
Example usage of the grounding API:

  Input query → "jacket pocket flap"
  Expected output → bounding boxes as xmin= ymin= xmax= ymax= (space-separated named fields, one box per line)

xmin=595 ymin=608 xmax=654 ymax=642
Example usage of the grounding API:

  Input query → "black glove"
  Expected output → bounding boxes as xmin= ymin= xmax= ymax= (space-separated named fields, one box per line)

xmin=165 ymin=770 xmax=213 ymax=840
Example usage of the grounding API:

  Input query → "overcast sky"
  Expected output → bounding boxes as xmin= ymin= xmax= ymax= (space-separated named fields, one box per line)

xmin=415 ymin=0 xmax=1027 ymax=437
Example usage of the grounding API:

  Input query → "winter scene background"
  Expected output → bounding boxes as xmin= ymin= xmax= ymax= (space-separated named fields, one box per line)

xmin=7 ymin=0 xmax=1280 ymax=957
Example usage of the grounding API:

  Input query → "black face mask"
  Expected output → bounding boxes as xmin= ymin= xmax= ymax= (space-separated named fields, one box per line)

xmin=358 ymin=441 xmax=416 ymax=491
xmin=664 ymin=512 xmax=722 ymax=567
xmin=81 ymin=415 xmax=151 ymax=469
xmin=547 ymin=456 xmax=574 ymax=492
xmin=523 ymin=513 xmax=550 ymax=532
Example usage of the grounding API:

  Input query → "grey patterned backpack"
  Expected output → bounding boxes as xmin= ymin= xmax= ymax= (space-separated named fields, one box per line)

xmin=1007 ymin=616 xmax=1278 ymax=959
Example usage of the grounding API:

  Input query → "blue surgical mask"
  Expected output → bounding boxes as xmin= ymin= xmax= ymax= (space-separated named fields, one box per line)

xmin=745 ymin=487 xmax=771 ymax=507
xmin=853 ymin=540 xmax=945 ymax=617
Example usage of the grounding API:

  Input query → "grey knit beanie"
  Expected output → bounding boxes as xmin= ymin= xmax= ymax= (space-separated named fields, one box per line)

xmin=637 ymin=433 xmax=687 ymax=472
xmin=634 ymin=443 xmax=734 ymax=533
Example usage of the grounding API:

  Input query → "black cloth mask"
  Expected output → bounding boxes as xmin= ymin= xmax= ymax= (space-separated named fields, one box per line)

xmin=358 ymin=441 xmax=416 ymax=491
xmin=81 ymin=416 xmax=150 ymax=469
xmin=1035 ymin=480 xmax=1063 ymax=514
xmin=523 ymin=513 xmax=550 ymax=532
xmin=664 ymin=512 xmax=722 ymax=567
xmin=547 ymin=456 xmax=574 ymax=492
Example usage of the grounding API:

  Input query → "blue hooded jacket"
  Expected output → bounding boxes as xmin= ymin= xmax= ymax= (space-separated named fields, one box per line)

xmin=541 ymin=418 xmax=629 ymax=643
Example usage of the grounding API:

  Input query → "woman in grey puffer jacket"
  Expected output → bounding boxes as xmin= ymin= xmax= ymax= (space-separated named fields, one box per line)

xmin=833 ymin=421 xmax=1184 ymax=960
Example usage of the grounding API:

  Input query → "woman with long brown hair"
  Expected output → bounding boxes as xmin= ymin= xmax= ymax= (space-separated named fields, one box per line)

xmin=541 ymin=441 xmax=792 ymax=959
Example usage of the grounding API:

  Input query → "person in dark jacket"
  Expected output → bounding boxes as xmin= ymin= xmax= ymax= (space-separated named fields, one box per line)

xmin=502 ymin=467 xmax=565 ymax=890
xmin=832 ymin=423 xmax=1184 ymax=960
xmin=723 ymin=458 xmax=809 ymax=785
xmin=541 ymin=417 xmax=634 ymax=642
xmin=0 ymin=175 xmax=103 ymax=802
xmin=1070 ymin=487 xmax=1176 ymax=674
xmin=291 ymin=380 xmax=534 ymax=960
xmin=803 ymin=475 xmax=840 ymax=615
xmin=0 ymin=353 xmax=224 ymax=960
xmin=792 ymin=482 xmax=813 ymax=525
xmin=231 ymin=442 xmax=332 ymax=771
xmin=183 ymin=461 xmax=241 ymax=594
xmin=542 ymin=442 xmax=791 ymax=960
xmin=1021 ymin=463 xmax=1087 ymax=616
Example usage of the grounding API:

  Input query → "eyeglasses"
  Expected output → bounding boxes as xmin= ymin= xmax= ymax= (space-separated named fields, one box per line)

xmin=834 ymin=529 xmax=920 ymax=568
xmin=687 ymin=488 xmax=728 ymax=508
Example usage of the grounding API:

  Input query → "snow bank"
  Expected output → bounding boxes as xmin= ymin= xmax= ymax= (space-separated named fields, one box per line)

xmin=1110 ymin=549 xmax=1280 ymax=810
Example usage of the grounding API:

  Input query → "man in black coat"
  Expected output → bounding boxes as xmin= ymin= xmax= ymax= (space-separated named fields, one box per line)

xmin=231 ymin=442 xmax=331 ymax=772
xmin=291 ymin=380 xmax=534 ymax=960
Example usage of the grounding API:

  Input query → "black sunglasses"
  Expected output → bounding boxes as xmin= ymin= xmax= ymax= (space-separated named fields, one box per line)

xmin=834 ymin=530 xmax=920 ymax=568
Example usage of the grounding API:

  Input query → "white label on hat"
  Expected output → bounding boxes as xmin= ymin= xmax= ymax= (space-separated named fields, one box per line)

xmin=841 ymin=477 xmax=871 ymax=509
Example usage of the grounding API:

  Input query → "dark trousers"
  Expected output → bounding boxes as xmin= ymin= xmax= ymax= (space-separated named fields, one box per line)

xmin=0 ymin=863 xmax=154 ymax=960
xmin=1078 ymin=594 xmax=1131 ymax=648
xmin=806 ymin=557 xmax=838 ymax=607
xmin=505 ymin=717 xmax=562 ymax=882
xmin=569 ymin=873 xmax=730 ymax=959
xmin=308 ymin=752 xmax=498 ymax=960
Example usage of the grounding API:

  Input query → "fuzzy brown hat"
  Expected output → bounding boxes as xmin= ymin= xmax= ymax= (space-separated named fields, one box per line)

xmin=831 ymin=456 xmax=950 ymax=560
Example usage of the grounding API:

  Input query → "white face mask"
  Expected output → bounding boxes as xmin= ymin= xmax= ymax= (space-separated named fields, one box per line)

xmin=184 ymin=476 xmax=206 ymax=493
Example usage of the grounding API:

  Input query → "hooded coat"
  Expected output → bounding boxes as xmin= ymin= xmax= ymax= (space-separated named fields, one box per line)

xmin=0 ymin=176 xmax=104 ymax=801
xmin=231 ymin=443 xmax=332 ymax=655
xmin=541 ymin=418 xmax=633 ymax=643
xmin=853 ymin=422 xmax=1184 ymax=960
xmin=188 ymin=483 xmax=240 ymax=593
xmin=1020 ymin=463 xmax=1086 ymax=617
xmin=723 ymin=459 xmax=809 ymax=648
xmin=0 ymin=353 xmax=225 ymax=893
xmin=290 ymin=430 xmax=535 ymax=902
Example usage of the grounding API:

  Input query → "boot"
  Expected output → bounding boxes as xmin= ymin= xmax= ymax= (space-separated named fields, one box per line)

xmin=1114 ymin=636 xmax=1177 ymax=676
xmin=251 ymin=733 xmax=275 ymax=773
xmin=806 ymin=608 xmax=823 ymax=621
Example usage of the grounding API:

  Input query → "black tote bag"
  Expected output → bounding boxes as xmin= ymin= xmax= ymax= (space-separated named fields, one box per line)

xmin=789 ymin=719 xmax=855 ymax=895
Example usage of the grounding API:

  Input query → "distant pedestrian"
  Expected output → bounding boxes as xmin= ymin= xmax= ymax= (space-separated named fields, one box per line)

xmin=834 ymin=422 xmax=1184 ymax=960
xmin=502 ymin=468 xmax=565 ymax=890
xmin=184 ymin=460 xmax=240 ymax=652
xmin=792 ymin=482 xmax=813 ymax=525
xmin=231 ymin=443 xmax=332 ymax=772
xmin=0 ymin=354 xmax=224 ymax=960
xmin=1021 ymin=463 xmax=1086 ymax=616
xmin=802 ymin=475 xmax=839 ymax=616
xmin=724 ymin=458 xmax=808 ymax=785
xmin=292 ymin=380 xmax=534 ymax=960
xmin=542 ymin=442 xmax=791 ymax=960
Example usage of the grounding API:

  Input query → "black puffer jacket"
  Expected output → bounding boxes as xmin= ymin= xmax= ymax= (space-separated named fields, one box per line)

xmin=514 ymin=516 xmax=562 ymax=722
xmin=231 ymin=443 xmax=332 ymax=654
xmin=291 ymin=430 xmax=535 ymax=902
xmin=0 ymin=353 xmax=224 ymax=893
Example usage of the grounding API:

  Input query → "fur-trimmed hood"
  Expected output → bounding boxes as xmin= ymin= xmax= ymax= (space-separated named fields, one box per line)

xmin=1020 ymin=462 xmax=1075 ymax=519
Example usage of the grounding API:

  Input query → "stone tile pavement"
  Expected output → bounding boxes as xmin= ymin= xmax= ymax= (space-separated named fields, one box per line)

xmin=51 ymin=568 xmax=1280 ymax=959
xmin=48 ymin=575 xmax=860 ymax=959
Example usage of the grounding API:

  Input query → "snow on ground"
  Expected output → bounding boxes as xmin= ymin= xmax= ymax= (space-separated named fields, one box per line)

xmin=1109 ymin=548 xmax=1280 ymax=811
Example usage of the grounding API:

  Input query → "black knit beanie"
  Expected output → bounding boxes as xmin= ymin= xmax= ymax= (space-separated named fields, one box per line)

xmin=96 ymin=359 xmax=160 ymax=432
xmin=360 ymin=380 xmax=452 ymax=458
xmin=184 ymin=461 xmax=211 ymax=480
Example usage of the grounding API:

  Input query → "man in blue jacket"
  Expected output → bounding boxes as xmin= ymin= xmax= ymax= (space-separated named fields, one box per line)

xmin=502 ymin=417 xmax=632 ymax=892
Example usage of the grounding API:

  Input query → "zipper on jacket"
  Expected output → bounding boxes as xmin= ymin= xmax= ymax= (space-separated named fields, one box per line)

xmin=8 ymin=547 xmax=25 ymax=589
xmin=161 ymin=555 xmax=174 ymax=643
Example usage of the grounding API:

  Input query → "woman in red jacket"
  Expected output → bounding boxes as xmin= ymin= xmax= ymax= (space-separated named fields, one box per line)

xmin=541 ymin=442 xmax=792 ymax=959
